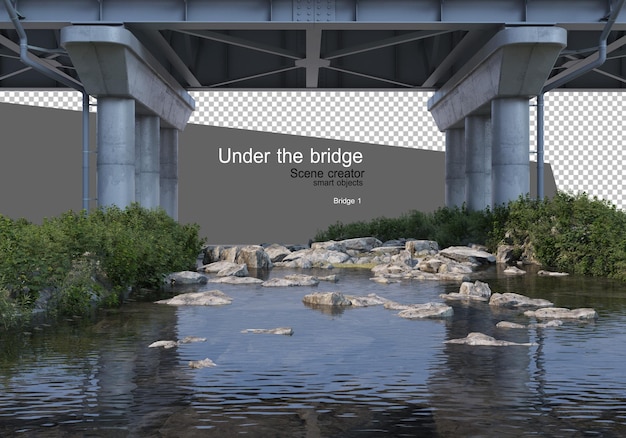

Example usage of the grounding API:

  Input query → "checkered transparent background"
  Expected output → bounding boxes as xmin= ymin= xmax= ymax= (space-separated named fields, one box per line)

xmin=1 ymin=89 xmax=624 ymax=209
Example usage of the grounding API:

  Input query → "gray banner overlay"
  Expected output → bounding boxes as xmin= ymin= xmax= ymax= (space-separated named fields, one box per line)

xmin=0 ymin=102 xmax=555 ymax=244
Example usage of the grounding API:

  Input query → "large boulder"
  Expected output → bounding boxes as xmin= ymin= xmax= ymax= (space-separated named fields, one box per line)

xmin=439 ymin=246 xmax=496 ymax=265
xmin=397 ymin=302 xmax=454 ymax=319
xmin=264 ymin=244 xmax=292 ymax=262
xmin=340 ymin=237 xmax=382 ymax=253
xmin=524 ymin=307 xmax=598 ymax=320
xmin=344 ymin=293 xmax=390 ymax=307
xmin=302 ymin=292 xmax=352 ymax=306
xmin=208 ymin=276 xmax=264 ymax=285
xmin=216 ymin=263 xmax=249 ymax=277
xmin=155 ymin=290 xmax=233 ymax=306
xmin=165 ymin=271 xmax=208 ymax=285
xmin=441 ymin=280 xmax=492 ymax=302
xmin=489 ymin=292 xmax=553 ymax=309
xmin=262 ymin=274 xmax=319 ymax=287
xmin=236 ymin=245 xmax=273 ymax=269
xmin=405 ymin=240 xmax=439 ymax=256
xmin=199 ymin=260 xmax=239 ymax=273
xmin=282 ymin=248 xmax=351 ymax=265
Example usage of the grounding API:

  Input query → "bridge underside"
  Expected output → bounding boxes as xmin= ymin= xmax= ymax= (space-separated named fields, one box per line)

xmin=1 ymin=0 xmax=626 ymax=90
xmin=1 ymin=0 xmax=625 ymax=215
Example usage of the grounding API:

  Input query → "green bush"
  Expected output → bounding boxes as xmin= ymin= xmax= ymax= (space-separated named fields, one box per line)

xmin=314 ymin=206 xmax=494 ymax=248
xmin=314 ymin=191 xmax=626 ymax=281
xmin=496 ymin=192 xmax=626 ymax=280
xmin=0 ymin=205 xmax=205 ymax=326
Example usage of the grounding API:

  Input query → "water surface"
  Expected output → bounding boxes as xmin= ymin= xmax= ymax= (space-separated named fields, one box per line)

xmin=1 ymin=266 xmax=625 ymax=437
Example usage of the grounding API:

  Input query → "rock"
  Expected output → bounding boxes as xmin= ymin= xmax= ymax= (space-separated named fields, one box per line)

xmin=496 ymin=320 xmax=563 ymax=329
xmin=524 ymin=307 xmax=598 ymax=320
xmin=165 ymin=271 xmax=208 ymax=285
xmin=489 ymin=292 xmax=553 ymax=309
xmin=340 ymin=237 xmax=383 ymax=252
xmin=344 ymin=293 xmax=390 ymax=307
xmin=216 ymin=263 xmax=249 ymax=277
xmin=149 ymin=340 xmax=179 ymax=349
xmin=383 ymin=300 xmax=413 ymax=311
xmin=495 ymin=321 xmax=526 ymax=329
xmin=199 ymin=260 xmax=240 ymax=273
xmin=405 ymin=240 xmax=439 ymax=255
xmin=262 ymin=274 xmax=319 ymax=287
xmin=236 ymin=245 xmax=273 ymax=269
xmin=302 ymin=292 xmax=352 ymax=306
xmin=416 ymin=257 xmax=443 ymax=274
xmin=208 ymin=276 xmax=264 ymax=285
xmin=390 ymin=250 xmax=415 ymax=267
xmin=273 ymin=258 xmax=313 ymax=269
xmin=397 ymin=302 xmax=453 ymax=319
xmin=370 ymin=262 xmax=412 ymax=277
xmin=264 ymin=243 xmax=292 ymax=262
xmin=188 ymin=358 xmax=217 ymax=369
xmin=439 ymin=246 xmax=496 ymax=265
xmin=370 ymin=246 xmax=403 ymax=257
xmin=180 ymin=336 xmax=207 ymax=344
xmin=445 ymin=332 xmax=536 ymax=346
xmin=440 ymin=280 xmax=492 ymax=302
xmin=503 ymin=266 xmax=526 ymax=276
xmin=283 ymin=248 xmax=351 ymax=266
xmin=155 ymin=290 xmax=233 ymax=306
xmin=537 ymin=270 xmax=570 ymax=277
xmin=370 ymin=276 xmax=400 ymax=284
xmin=496 ymin=245 xmax=517 ymax=264
xmin=317 ymin=274 xmax=338 ymax=282
xmin=241 ymin=327 xmax=294 ymax=335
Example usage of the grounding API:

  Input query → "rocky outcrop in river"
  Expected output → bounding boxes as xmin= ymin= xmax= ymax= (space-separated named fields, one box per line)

xmin=156 ymin=236 xmax=600 ymax=350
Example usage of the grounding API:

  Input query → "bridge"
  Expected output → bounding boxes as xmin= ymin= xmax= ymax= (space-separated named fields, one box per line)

xmin=1 ymin=0 xmax=625 ymax=217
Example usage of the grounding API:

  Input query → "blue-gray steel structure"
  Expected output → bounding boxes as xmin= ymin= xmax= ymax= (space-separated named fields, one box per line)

xmin=0 ymin=0 xmax=625 ymax=91
xmin=2 ymin=0 xmax=626 ymax=214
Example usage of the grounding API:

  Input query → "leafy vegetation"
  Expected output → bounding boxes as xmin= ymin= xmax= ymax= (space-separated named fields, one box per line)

xmin=315 ymin=205 xmax=499 ymax=249
xmin=0 ymin=204 xmax=205 ymax=328
xmin=315 ymin=192 xmax=626 ymax=281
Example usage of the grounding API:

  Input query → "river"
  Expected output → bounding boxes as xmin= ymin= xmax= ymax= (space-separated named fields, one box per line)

xmin=1 ymin=266 xmax=625 ymax=437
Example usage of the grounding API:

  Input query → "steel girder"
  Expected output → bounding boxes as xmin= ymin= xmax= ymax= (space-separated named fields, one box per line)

xmin=0 ymin=0 xmax=625 ymax=90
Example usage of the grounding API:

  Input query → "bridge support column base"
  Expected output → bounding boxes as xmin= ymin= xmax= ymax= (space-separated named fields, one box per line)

xmin=492 ymin=97 xmax=530 ymax=207
xmin=445 ymin=128 xmax=466 ymax=209
xmin=97 ymin=97 xmax=135 ymax=209
xmin=135 ymin=115 xmax=161 ymax=209
xmin=160 ymin=128 xmax=179 ymax=221
xmin=465 ymin=114 xmax=492 ymax=211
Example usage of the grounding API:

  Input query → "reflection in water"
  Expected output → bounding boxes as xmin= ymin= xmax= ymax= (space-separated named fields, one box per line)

xmin=0 ymin=268 xmax=625 ymax=436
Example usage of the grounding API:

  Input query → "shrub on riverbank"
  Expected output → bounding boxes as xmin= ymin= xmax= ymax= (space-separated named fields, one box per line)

xmin=314 ymin=206 xmax=497 ymax=249
xmin=315 ymin=192 xmax=626 ymax=281
xmin=497 ymin=192 xmax=626 ymax=281
xmin=0 ymin=205 xmax=205 ymax=327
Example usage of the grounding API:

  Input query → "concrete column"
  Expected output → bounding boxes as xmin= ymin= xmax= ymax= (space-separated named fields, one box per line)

xmin=465 ymin=115 xmax=492 ymax=211
xmin=445 ymin=128 xmax=466 ymax=208
xmin=97 ymin=97 xmax=135 ymax=208
xmin=160 ymin=128 xmax=179 ymax=220
xmin=135 ymin=115 xmax=161 ymax=209
xmin=491 ymin=97 xmax=530 ymax=206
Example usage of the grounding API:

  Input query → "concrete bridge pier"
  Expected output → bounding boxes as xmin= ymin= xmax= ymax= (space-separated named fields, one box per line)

xmin=97 ymin=97 xmax=136 ymax=208
xmin=445 ymin=128 xmax=466 ymax=208
xmin=465 ymin=114 xmax=492 ymax=211
xmin=428 ymin=26 xmax=567 ymax=210
xmin=160 ymin=128 xmax=179 ymax=221
xmin=135 ymin=115 xmax=161 ymax=210
xmin=61 ymin=25 xmax=195 ymax=218
xmin=491 ymin=97 xmax=530 ymax=207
